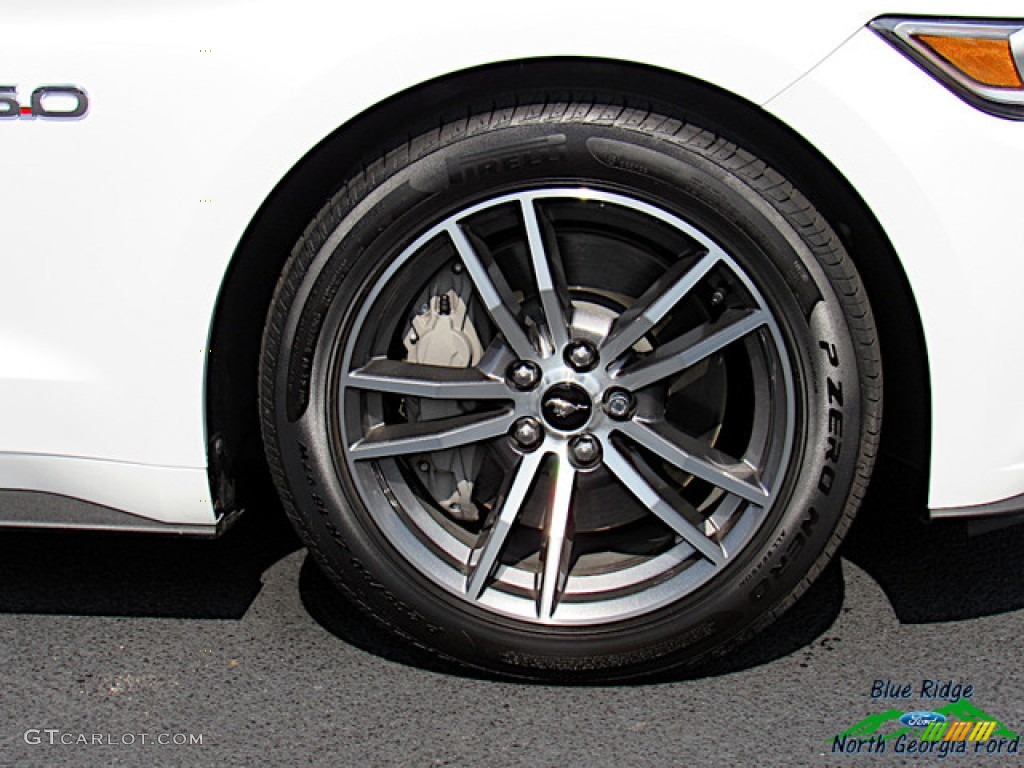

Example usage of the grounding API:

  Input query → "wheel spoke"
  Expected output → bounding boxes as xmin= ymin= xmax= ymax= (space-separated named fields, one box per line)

xmin=616 ymin=419 xmax=769 ymax=505
xmin=614 ymin=308 xmax=766 ymax=391
xmin=466 ymin=450 xmax=546 ymax=598
xmin=346 ymin=358 xmax=511 ymax=400
xmin=536 ymin=455 xmax=576 ymax=620
xmin=338 ymin=188 xmax=798 ymax=628
xmin=602 ymin=442 xmax=725 ymax=566
xmin=446 ymin=223 xmax=536 ymax=361
xmin=350 ymin=408 xmax=515 ymax=460
xmin=600 ymin=251 xmax=720 ymax=363
xmin=521 ymin=197 xmax=572 ymax=352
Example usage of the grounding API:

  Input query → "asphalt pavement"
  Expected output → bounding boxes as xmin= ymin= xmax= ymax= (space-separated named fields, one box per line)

xmin=1 ymin=462 xmax=1022 ymax=768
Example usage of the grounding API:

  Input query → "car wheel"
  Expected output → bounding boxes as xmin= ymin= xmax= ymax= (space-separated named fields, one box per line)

xmin=259 ymin=102 xmax=881 ymax=680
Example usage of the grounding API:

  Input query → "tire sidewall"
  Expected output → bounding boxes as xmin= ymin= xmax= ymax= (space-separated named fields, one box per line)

xmin=263 ymin=116 xmax=867 ymax=678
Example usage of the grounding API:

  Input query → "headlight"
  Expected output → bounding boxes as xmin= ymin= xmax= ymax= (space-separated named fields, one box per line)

xmin=871 ymin=17 xmax=1024 ymax=120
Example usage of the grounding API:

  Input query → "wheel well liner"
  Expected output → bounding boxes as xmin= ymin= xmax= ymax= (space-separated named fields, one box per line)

xmin=205 ymin=57 xmax=930 ymax=517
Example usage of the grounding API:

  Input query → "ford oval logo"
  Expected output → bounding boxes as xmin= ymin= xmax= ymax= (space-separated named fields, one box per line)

xmin=899 ymin=711 xmax=947 ymax=728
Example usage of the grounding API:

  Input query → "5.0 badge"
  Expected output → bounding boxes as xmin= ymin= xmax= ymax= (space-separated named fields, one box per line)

xmin=0 ymin=85 xmax=88 ymax=119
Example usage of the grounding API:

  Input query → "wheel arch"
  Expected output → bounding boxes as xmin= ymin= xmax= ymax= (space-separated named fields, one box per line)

xmin=205 ymin=56 xmax=930 ymax=518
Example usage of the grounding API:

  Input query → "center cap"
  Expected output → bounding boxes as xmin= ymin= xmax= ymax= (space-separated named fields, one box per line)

xmin=540 ymin=383 xmax=593 ymax=431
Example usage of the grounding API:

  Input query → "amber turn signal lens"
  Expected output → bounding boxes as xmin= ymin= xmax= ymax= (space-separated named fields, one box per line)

xmin=872 ymin=18 xmax=1024 ymax=118
xmin=914 ymin=34 xmax=1023 ymax=89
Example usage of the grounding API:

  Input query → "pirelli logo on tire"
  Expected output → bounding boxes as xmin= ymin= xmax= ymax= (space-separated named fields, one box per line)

xmin=447 ymin=136 xmax=567 ymax=184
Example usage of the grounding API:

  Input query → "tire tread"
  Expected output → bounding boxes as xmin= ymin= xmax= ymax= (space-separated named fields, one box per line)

xmin=259 ymin=99 xmax=883 ymax=681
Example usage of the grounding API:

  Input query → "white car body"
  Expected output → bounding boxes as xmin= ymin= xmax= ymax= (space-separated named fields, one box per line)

xmin=1 ymin=0 xmax=1021 ymax=531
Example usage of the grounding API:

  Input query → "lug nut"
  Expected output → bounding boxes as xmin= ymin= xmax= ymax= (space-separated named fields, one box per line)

xmin=510 ymin=417 xmax=544 ymax=451
xmin=564 ymin=340 xmax=598 ymax=372
xmin=508 ymin=360 xmax=541 ymax=391
xmin=604 ymin=389 xmax=636 ymax=421
xmin=569 ymin=434 xmax=602 ymax=467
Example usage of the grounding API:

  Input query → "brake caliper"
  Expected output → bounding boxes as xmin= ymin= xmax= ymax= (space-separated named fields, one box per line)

xmin=403 ymin=271 xmax=485 ymax=521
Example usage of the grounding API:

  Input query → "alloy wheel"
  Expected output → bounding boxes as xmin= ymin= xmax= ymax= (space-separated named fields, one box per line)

xmin=334 ymin=188 xmax=796 ymax=625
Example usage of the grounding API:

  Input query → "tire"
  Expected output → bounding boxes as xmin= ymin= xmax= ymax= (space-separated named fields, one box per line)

xmin=259 ymin=101 xmax=881 ymax=681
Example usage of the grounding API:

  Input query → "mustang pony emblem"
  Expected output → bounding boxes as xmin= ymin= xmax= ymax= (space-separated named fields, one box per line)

xmin=546 ymin=398 xmax=588 ymax=419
